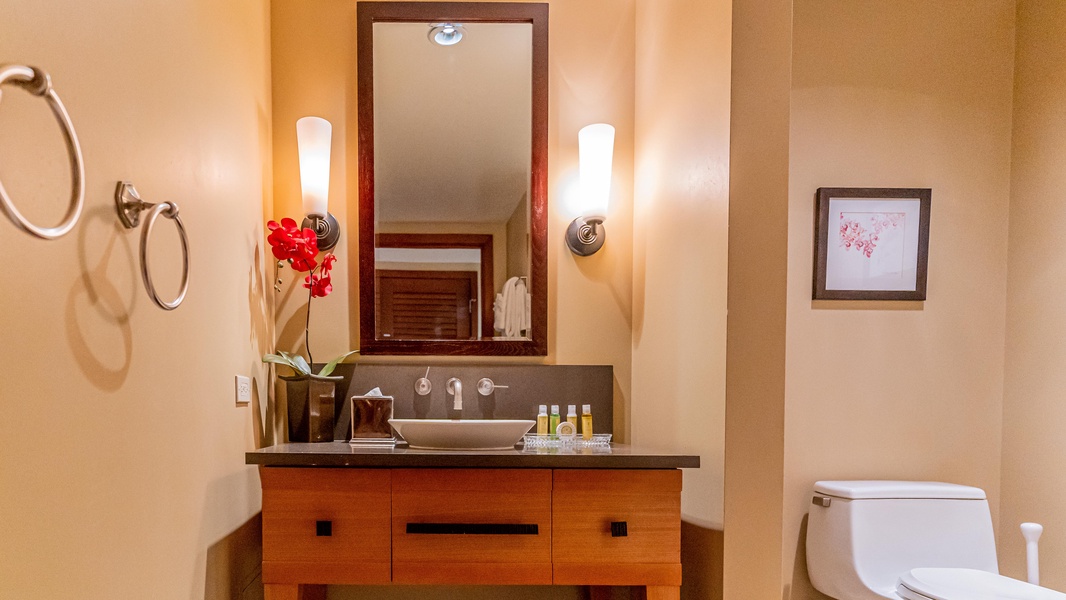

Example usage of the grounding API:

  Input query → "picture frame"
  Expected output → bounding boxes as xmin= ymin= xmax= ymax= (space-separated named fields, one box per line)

xmin=813 ymin=187 xmax=931 ymax=301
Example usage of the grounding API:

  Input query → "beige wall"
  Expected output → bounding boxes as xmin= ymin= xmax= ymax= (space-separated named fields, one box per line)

xmin=506 ymin=194 xmax=530 ymax=281
xmin=722 ymin=0 xmax=793 ymax=597
xmin=1001 ymin=0 xmax=1066 ymax=590
xmin=632 ymin=0 xmax=731 ymax=598
xmin=632 ymin=0 xmax=731 ymax=529
xmin=783 ymin=2 xmax=1015 ymax=598
xmin=270 ymin=0 xmax=355 ymax=368
xmin=0 ymin=1 xmax=273 ymax=599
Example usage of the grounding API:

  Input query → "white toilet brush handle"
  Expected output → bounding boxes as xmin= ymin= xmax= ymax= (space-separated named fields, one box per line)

xmin=1021 ymin=522 xmax=1043 ymax=585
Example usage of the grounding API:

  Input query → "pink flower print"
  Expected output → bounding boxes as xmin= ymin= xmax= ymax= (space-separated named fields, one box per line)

xmin=838 ymin=212 xmax=903 ymax=258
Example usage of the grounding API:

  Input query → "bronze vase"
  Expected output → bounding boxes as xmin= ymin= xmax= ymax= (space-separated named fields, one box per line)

xmin=284 ymin=375 xmax=342 ymax=443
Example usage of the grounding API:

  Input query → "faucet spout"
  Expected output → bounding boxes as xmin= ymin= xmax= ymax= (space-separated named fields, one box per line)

xmin=447 ymin=377 xmax=463 ymax=412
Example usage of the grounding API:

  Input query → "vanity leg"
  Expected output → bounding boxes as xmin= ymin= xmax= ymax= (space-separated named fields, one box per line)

xmin=264 ymin=584 xmax=327 ymax=600
xmin=633 ymin=586 xmax=680 ymax=600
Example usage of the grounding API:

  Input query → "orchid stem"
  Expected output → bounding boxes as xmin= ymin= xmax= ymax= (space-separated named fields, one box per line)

xmin=304 ymin=265 xmax=315 ymax=370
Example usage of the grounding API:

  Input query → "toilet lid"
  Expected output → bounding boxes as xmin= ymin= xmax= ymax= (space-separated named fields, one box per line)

xmin=898 ymin=568 xmax=1066 ymax=600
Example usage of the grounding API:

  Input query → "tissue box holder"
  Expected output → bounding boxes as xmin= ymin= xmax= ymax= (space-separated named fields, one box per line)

xmin=349 ymin=394 xmax=396 ymax=446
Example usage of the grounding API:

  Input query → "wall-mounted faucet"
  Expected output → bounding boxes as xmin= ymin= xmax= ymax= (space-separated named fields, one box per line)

xmin=446 ymin=377 xmax=463 ymax=411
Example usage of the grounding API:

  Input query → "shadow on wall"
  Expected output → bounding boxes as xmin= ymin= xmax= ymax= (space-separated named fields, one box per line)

xmin=65 ymin=204 xmax=137 ymax=391
xmin=789 ymin=514 xmax=833 ymax=600
xmin=681 ymin=521 xmax=723 ymax=600
xmin=204 ymin=512 xmax=264 ymax=600
xmin=251 ymin=375 xmax=275 ymax=449
xmin=249 ymin=238 xmax=276 ymax=449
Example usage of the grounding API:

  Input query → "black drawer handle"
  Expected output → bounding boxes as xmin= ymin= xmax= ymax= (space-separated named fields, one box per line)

xmin=611 ymin=521 xmax=628 ymax=537
xmin=316 ymin=520 xmax=332 ymax=537
xmin=406 ymin=523 xmax=539 ymax=535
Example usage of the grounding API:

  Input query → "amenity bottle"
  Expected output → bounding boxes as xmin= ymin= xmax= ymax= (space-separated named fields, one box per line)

xmin=537 ymin=404 xmax=548 ymax=435
xmin=581 ymin=404 xmax=593 ymax=440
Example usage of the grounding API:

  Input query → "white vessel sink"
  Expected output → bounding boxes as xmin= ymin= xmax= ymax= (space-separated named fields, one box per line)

xmin=389 ymin=419 xmax=535 ymax=450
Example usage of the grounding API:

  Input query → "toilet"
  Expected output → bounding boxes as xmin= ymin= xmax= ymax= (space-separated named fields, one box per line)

xmin=805 ymin=480 xmax=1066 ymax=600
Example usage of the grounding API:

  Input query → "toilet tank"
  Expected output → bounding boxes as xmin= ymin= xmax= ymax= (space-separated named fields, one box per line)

xmin=806 ymin=481 xmax=998 ymax=600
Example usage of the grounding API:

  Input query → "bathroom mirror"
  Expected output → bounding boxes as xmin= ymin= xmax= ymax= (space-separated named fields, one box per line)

xmin=357 ymin=2 xmax=548 ymax=355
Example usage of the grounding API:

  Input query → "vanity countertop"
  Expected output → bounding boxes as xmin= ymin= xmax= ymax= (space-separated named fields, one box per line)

xmin=246 ymin=442 xmax=700 ymax=469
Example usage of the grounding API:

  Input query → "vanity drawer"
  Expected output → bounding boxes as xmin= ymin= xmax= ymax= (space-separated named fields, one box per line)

xmin=552 ymin=469 xmax=682 ymax=585
xmin=260 ymin=467 xmax=391 ymax=584
xmin=392 ymin=468 xmax=552 ymax=584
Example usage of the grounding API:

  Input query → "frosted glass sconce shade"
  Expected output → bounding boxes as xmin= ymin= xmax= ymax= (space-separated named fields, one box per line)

xmin=297 ymin=116 xmax=332 ymax=218
xmin=578 ymin=123 xmax=614 ymax=222
xmin=566 ymin=123 xmax=615 ymax=256
xmin=296 ymin=116 xmax=339 ymax=251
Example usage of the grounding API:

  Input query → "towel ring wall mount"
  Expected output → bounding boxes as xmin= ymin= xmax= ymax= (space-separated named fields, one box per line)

xmin=115 ymin=182 xmax=189 ymax=311
xmin=0 ymin=64 xmax=85 ymax=240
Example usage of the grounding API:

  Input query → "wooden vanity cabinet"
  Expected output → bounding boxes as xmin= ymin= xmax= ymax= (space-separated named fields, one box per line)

xmin=260 ymin=466 xmax=684 ymax=600
xmin=260 ymin=468 xmax=391 ymax=585
xmin=392 ymin=468 xmax=553 ymax=584
xmin=552 ymin=469 xmax=682 ymax=586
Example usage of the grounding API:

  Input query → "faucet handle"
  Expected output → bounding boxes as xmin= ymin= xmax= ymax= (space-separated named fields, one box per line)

xmin=477 ymin=377 xmax=509 ymax=396
xmin=415 ymin=367 xmax=432 ymax=396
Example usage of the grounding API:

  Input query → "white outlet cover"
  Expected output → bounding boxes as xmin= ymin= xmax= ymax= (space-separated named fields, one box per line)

xmin=235 ymin=375 xmax=251 ymax=404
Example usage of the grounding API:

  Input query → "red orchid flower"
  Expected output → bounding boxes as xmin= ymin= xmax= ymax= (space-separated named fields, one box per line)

xmin=303 ymin=272 xmax=333 ymax=298
xmin=321 ymin=252 xmax=337 ymax=272
xmin=267 ymin=218 xmax=319 ymax=271
xmin=266 ymin=218 xmax=300 ymax=258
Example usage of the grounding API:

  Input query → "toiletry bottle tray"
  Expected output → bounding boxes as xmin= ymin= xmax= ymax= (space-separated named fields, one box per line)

xmin=522 ymin=433 xmax=612 ymax=449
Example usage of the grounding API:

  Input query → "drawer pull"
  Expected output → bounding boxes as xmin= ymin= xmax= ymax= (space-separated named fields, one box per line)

xmin=316 ymin=520 xmax=332 ymax=537
xmin=406 ymin=523 xmax=539 ymax=535
xmin=610 ymin=521 xmax=628 ymax=537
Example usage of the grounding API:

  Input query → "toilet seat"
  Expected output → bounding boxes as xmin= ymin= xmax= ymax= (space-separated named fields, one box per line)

xmin=896 ymin=567 xmax=1066 ymax=600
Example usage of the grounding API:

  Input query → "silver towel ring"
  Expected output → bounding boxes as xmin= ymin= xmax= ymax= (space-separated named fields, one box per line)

xmin=0 ymin=64 xmax=85 ymax=240
xmin=115 ymin=182 xmax=190 ymax=311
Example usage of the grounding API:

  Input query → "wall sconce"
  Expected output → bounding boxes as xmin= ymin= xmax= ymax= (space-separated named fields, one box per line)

xmin=297 ymin=116 xmax=339 ymax=251
xmin=565 ymin=123 xmax=615 ymax=256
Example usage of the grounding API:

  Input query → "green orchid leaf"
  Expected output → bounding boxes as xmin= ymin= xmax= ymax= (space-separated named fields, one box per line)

xmin=317 ymin=350 xmax=360 ymax=377
xmin=262 ymin=354 xmax=295 ymax=368
xmin=262 ymin=354 xmax=302 ymax=376
xmin=263 ymin=353 xmax=312 ymax=376
xmin=292 ymin=354 xmax=312 ymax=376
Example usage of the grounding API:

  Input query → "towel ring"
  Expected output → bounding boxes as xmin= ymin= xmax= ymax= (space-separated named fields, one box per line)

xmin=115 ymin=182 xmax=190 ymax=311
xmin=0 ymin=64 xmax=84 ymax=240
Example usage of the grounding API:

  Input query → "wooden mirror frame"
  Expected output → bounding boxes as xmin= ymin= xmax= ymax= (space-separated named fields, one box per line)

xmin=357 ymin=1 xmax=548 ymax=356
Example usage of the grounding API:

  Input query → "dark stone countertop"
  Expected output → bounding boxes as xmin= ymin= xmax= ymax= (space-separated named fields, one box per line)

xmin=247 ymin=442 xmax=700 ymax=469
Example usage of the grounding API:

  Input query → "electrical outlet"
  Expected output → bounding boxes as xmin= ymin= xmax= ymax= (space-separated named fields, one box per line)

xmin=235 ymin=375 xmax=252 ymax=404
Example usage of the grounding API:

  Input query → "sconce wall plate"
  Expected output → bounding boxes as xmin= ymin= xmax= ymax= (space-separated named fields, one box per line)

xmin=302 ymin=212 xmax=340 ymax=252
xmin=565 ymin=217 xmax=605 ymax=256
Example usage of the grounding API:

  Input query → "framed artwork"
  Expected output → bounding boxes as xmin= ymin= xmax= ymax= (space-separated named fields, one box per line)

xmin=813 ymin=187 xmax=931 ymax=300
